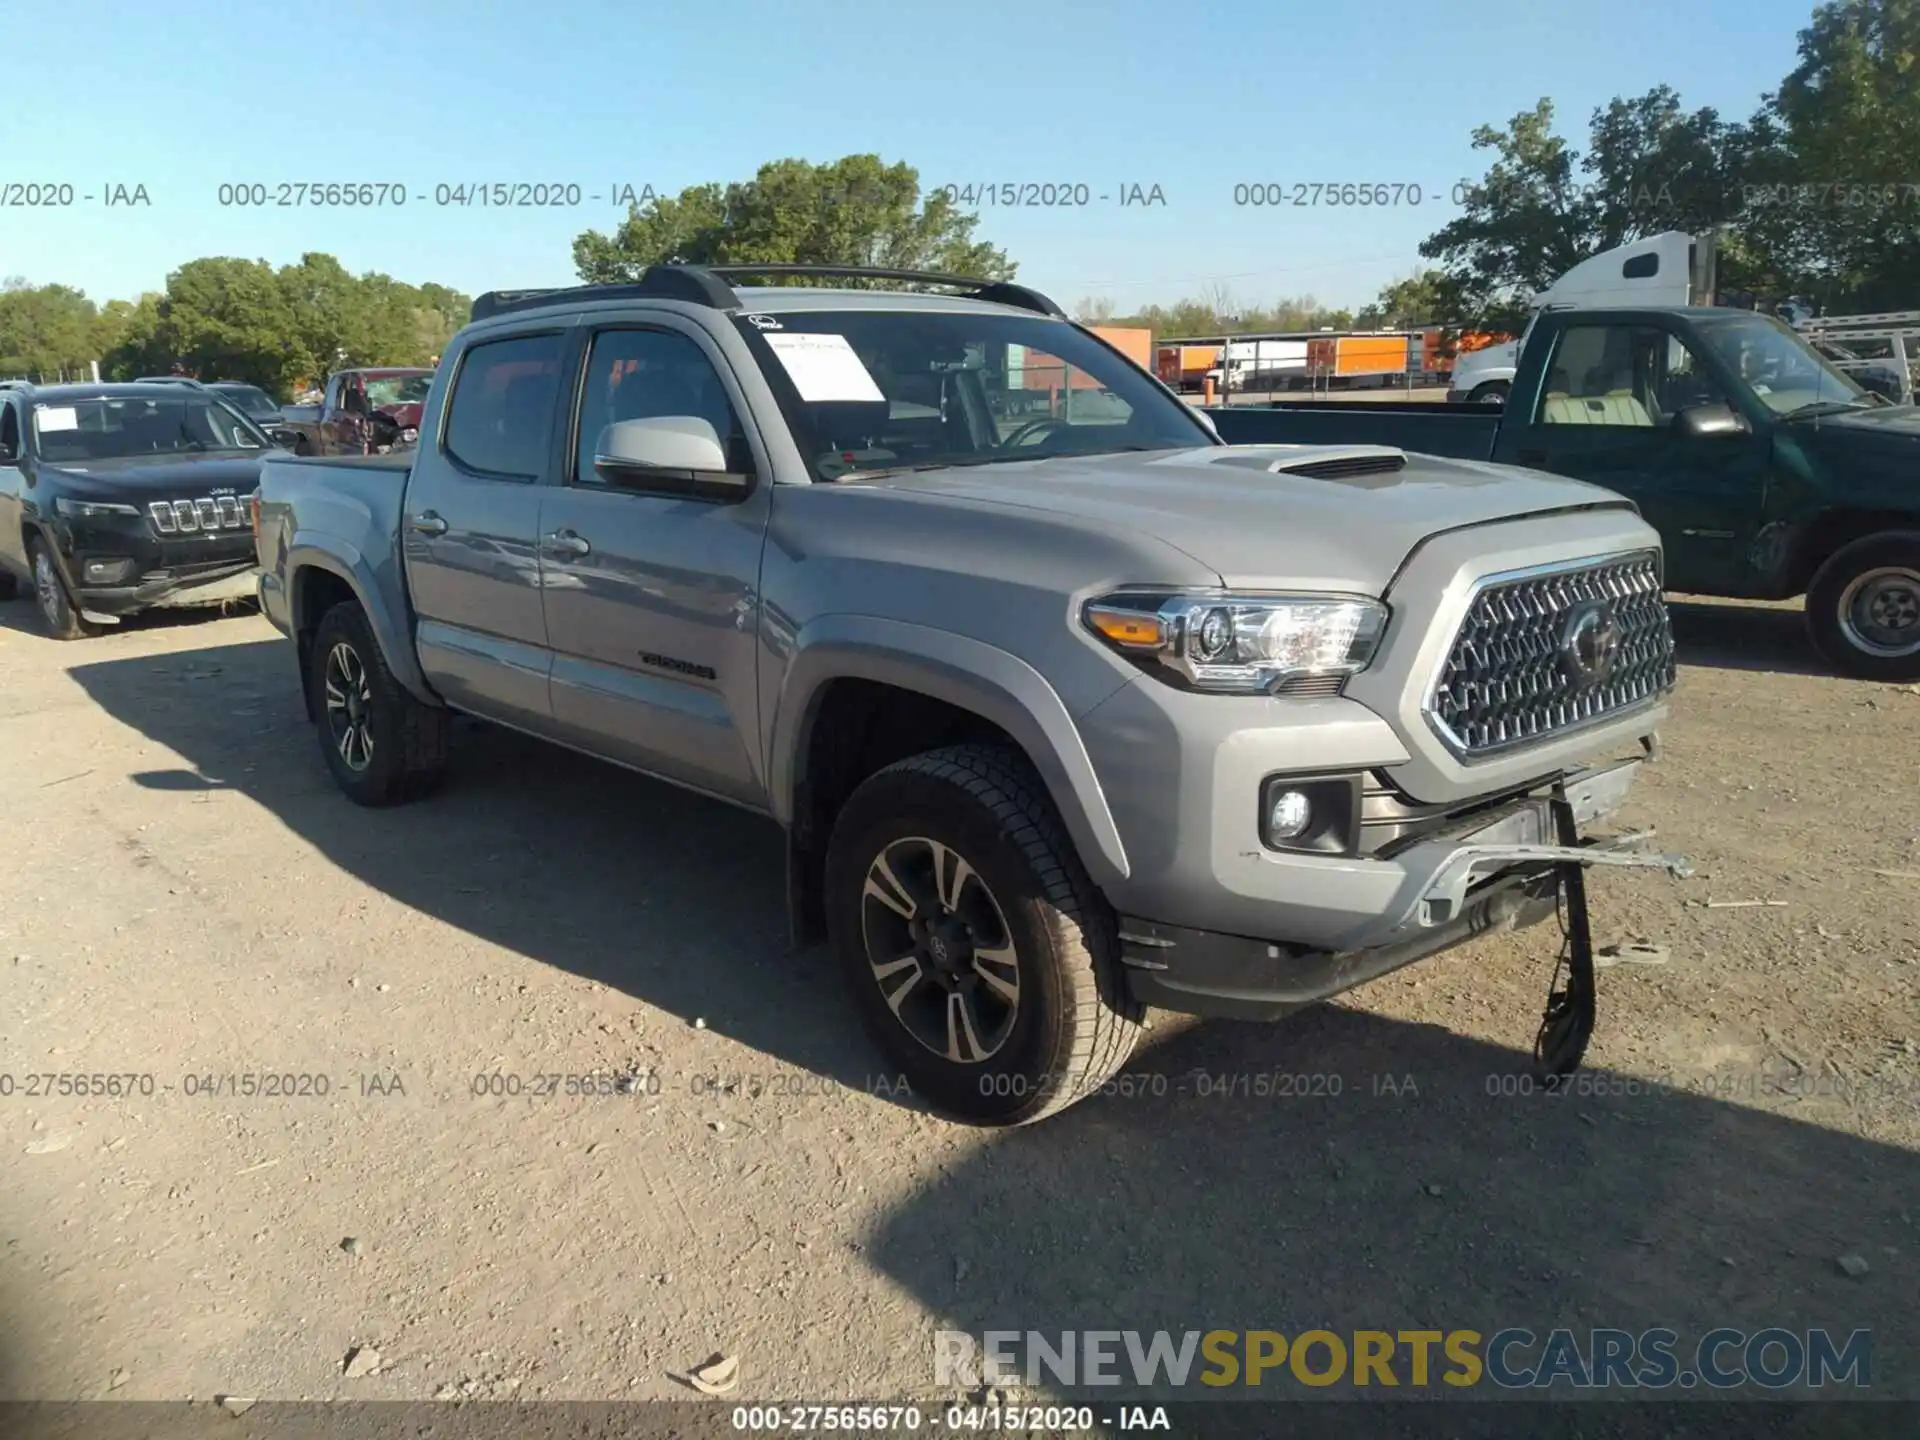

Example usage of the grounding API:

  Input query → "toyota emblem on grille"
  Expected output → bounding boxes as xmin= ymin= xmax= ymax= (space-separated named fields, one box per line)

xmin=1561 ymin=600 xmax=1622 ymax=686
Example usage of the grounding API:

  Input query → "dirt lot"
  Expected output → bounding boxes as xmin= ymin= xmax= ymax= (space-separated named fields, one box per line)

xmin=1 ymin=592 xmax=1917 ymax=1410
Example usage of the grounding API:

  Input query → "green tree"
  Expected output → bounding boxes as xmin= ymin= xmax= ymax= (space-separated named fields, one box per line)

xmin=158 ymin=258 xmax=306 ymax=391
xmin=1418 ymin=91 xmax=1747 ymax=325
xmin=0 ymin=279 xmax=100 ymax=380
xmin=96 ymin=293 xmax=168 ymax=379
xmin=1354 ymin=270 xmax=1461 ymax=329
xmin=1739 ymin=0 xmax=1920 ymax=310
xmin=572 ymin=155 xmax=1013 ymax=284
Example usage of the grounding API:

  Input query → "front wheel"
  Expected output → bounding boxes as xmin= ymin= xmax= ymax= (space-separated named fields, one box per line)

xmin=28 ymin=537 xmax=98 ymax=641
xmin=1466 ymin=381 xmax=1509 ymax=407
xmin=824 ymin=744 xmax=1142 ymax=1126
xmin=306 ymin=601 xmax=449 ymax=805
xmin=1806 ymin=534 xmax=1920 ymax=682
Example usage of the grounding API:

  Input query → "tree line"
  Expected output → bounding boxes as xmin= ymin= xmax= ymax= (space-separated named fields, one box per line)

xmin=2 ymin=0 xmax=1912 ymax=382
xmin=0 ymin=257 xmax=469 ymax=398
xmin=1088 ymin=0 xmax=1920 ymax=336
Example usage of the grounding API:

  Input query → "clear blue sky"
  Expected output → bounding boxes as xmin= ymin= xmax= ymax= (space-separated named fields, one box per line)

xmin=9 ymin=0 xmax=1817 ymax=314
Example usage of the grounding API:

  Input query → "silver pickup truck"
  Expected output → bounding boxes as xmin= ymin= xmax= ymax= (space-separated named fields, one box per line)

xmin=252 ymin=263 xmax=1688 ymax=1126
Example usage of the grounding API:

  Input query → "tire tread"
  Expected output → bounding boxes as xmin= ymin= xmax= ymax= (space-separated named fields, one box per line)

xmin=862 ymin=742 xmax=1142 ymax=1125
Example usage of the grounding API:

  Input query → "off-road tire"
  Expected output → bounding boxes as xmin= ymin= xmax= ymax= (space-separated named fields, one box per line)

xmin=1806 ymin=532 xmax=1920 ymax=683
xmin=307 ymin=600 xmax=449 ymax=806
xmin=28 ymin=536 xmax=98 ymax=641
xmin=824 ymin=743 xmax=1142 ymax=1126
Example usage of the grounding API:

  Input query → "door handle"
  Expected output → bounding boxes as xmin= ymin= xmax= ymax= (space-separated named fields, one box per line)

xmin=545 ymin=529 xmax=591 ymax=557
xmin=409 ymin=511 xmax=448 ymax=536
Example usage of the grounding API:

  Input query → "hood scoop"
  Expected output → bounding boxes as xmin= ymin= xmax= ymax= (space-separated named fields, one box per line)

xmin=1209 ymin=444 xmax=1409 ymax=484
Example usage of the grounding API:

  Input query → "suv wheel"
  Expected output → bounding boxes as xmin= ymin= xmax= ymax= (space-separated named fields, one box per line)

xmin=824 ymin=744 xmax=1142 ymax=1126
xmin=1807 ymin=533 xmax=1920 ymax=682
xmin=28 ymin=537 xmax=98 ymax=641
xmin=307 ymin=600 xmax=449 ymax=805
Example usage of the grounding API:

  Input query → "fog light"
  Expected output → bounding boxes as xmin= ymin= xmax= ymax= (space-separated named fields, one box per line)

xmin=1267 ymin=789 xmax=1313 ymax=840
xmin=83 ymin=557 xmax=136 ymax=584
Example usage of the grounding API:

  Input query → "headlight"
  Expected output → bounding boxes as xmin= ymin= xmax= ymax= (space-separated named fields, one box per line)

xmin=54 ymin=497 xmax=140 ymax=519
xmin=1083 ymin=590 xmax=1388 ymax=694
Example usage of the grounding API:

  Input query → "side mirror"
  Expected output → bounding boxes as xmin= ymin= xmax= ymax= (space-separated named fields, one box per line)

xmin=1674 ymin=402 xmax=1750 ymax=438
xmin=267 ymin=426 xmax=301 ymax=448
xmin=593 ymin=416 xmax=750 ymax=498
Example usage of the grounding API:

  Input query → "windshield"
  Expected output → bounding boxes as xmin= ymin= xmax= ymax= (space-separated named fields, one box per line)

xmin=733 ymin=308 xmax=1210 ymax=478
xmin=1695 ymin=313 xmax=1869 ymax=414
xmin=30 ymin=394 xmax=270 ymax=462
xmin=364 ymin=375 xmax=431 ymax=408
xmin=214 ymin=384 xmax=281 ymax=418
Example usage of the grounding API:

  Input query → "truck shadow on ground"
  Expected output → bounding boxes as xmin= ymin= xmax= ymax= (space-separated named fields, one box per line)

xmin=867 ymin=1005 xmax=1920 ymax=1421
xmin=1665 ymin=598 xmax=1829 ymax=678
xmin=63 ymin=628 xmax=1920 ymax=1413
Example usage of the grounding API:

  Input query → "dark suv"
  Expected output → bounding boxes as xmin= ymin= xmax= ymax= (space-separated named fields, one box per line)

xmin=0 ymin=381 xmax=278 ymax=638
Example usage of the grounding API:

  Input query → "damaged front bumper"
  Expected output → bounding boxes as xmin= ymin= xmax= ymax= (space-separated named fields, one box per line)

xmin=1119 ymin=758 xmax=1688 ymax=1023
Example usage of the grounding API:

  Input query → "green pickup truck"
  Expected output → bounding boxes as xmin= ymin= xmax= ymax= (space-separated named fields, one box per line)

xmin=1209 ymin=305 xmax=1920 ymax=681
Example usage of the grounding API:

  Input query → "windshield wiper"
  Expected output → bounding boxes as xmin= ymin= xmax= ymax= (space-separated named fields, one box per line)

xmin=1783 ymin=398 xmax=1876 ymax=418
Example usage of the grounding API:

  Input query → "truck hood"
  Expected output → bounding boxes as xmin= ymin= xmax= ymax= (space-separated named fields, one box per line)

xmin=1453 ymin=342 xmax=1518 ymax=382
xmin=39 ymin=453 xmax=270 ymax=496
xmin=1789 ymin=402 xmax=1920 ymax=439
xmin=1785 ymin=403 xmax=1920 ymax=494
xmin=862 ymin=444 xmax=1632 ymax=593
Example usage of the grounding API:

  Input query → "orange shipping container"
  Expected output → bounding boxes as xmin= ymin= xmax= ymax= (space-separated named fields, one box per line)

xmin=1332 ymin=335 xmax=1411 ymax=376
xmin=1092 ymin=326 xmax=1153 ymax=371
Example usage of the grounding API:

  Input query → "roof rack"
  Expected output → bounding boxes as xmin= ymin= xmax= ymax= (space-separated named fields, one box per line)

xmin=468 ymin=264 xmax=1065 ymax=324
xmin=709 ymin=265 xmax=1067 ymax=318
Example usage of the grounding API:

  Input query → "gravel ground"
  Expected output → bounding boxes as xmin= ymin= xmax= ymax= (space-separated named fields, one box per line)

xmin=1 ymin=592 xmax=1916 ymax=1412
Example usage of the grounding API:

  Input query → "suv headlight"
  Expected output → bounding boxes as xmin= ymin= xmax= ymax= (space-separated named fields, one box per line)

xmin=1083 ymin=590 xmax=1387 ymax=694
xmin=54 ymin=497 xmax=140 ymax=519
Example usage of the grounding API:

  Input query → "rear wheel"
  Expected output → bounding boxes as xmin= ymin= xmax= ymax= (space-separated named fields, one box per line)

xmin=1807 ymin=533 xmax=1920 ymax=682
xmin=824 ymin=744 xmax=1142 ymax=1126
xmin=28 ymin=537 xmax=98 ymax=641
xmin=307 ymin=601 xmax=449 ymax=805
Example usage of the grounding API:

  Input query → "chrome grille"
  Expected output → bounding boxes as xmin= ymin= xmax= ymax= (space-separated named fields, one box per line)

xmin=1427 ymin=552 xmax=1675 ymax=758
xmin=148 ymin=496 xmax=250 ymax=535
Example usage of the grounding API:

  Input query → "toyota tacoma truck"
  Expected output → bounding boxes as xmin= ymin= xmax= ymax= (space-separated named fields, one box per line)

xmin=1210 ymin=303 xmax=1920 ymax=682
xmin=252 ymin=264 xmax=1688 ymax=1126
xmin=0 ymin=380 xmax=279 ymax=638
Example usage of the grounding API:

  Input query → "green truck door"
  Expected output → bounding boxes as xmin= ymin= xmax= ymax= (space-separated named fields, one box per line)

xmin=1494 ymin=320 xmax=1770 ymax=595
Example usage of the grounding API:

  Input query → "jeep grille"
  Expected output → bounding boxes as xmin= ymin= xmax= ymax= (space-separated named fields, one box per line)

xmin=148 ymin=496 xmax=248 ymax=535
xmin=1427 ymin=552 xmax=1675 ymax=758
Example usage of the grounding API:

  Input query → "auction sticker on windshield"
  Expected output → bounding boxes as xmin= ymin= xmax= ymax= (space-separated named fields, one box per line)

xmin=33 ymin=406 xmax=78 ymax=432
xmin=762 ymin=332 xmax=885 ymax=402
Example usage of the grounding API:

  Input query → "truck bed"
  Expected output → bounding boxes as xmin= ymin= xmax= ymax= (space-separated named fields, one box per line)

xmin=1204 ymin=402 xmax=1501 ymax=462
xmin=253 ymin=450 xmax=415 ymax=642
